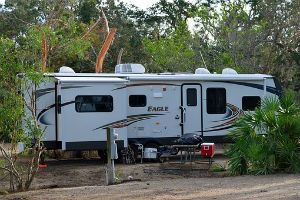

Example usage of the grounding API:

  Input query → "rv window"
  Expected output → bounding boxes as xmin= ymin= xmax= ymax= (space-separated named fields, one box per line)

xmin=207 ymin=88 xmax=226 ymax=114
xmin=242 ymin=96 xmax=261 ymax=111
xmin=129 ymin=95 xmax=147 ymax=107
xmin=186 ymin=88 xmax=197 ymax=106
xmin=75 ymin=95 xmax=113 ymax=112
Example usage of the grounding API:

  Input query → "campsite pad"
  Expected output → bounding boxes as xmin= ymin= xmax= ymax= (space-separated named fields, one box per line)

xmin=0 ymin=150 xmax=228 ymax=191
xmin=1 ymin=148 xmax=299 ymax=200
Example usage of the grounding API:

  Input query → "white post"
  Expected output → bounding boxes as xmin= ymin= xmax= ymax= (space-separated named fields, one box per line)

xmin=123 ymin=129 xmax=128 ymax=148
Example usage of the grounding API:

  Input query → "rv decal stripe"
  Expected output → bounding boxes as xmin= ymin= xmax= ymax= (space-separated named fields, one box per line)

xmin=40 ymin=114 xmax=53 ymax=125
xmin=211 ymin=81 xmax=280 ymax=95
xmin=112 ymin=83 xmax=180 ymax=91
xmin=93 ymin=117 xmax=152 ymax=130
xmin=203 ymin=125 xmax=234 ymax=133
xmin=61 ymin=100 xmax=75 ymax=107
xmin=212 ymin=104 xmax=240 ymax=122
xmin=35 ymin=88 xmax=55 ymax=99
xmin=37 ymin=100 xmax=75 ymax=123
xmin=37 ymin=104 xmax=56 ymax=121
xmin=223 ymin=106 xmax=233 ymax=119
xmin=36 ymin=86 xmax=90 ymax=99
xmin=127 ymin=114 xmax=164 ymax=118
xmin=209 ymin=104 xmax=244 ymax=129
xmin=61 ymin=86 xmax=90 ymax=90
xmin=210 ymin=115 xmax=240 ymax=128
xmin=93 ymin=114 xmax=164 ymax=130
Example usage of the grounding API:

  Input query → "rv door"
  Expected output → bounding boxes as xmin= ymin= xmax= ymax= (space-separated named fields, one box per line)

xmin=181 ymin=84 xmax=202 ymax=136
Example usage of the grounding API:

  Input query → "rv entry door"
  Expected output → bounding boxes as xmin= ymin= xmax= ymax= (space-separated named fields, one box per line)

xmin=181 ymin=84 xmax=202 ymax=136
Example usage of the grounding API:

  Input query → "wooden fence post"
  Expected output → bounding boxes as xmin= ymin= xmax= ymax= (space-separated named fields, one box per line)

xmin=105 ymin=128 xmax=115 ymax=185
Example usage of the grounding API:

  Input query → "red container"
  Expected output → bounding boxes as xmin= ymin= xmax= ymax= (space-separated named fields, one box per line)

xmin=201 ymin=143 xmax=215 ymax=157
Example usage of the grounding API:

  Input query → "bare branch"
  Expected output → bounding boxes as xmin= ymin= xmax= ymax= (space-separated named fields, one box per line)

xmin=82 ymin=17 xmax=102 ymax=39
xmin=95 ymin=28 xmax=117 ymax=73
xmin=101 ymin=9 xmax=110 ymax=35
xmin=117 ymin=48 xmax=124 ymax=65
xmin=41 ymin=33 xmax=47 ymax=72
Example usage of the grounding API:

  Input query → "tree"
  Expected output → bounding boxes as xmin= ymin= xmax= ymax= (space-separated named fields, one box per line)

xmin=73 ymin=0 xmax=151 ymax=73
xmin=146 ymin=0 xmax=198 ymax=33
xmin=0 ymin=0 xmax=91 ymax=72
xmin=0 ymin=35 xmax=46 ymax=191
xmin=143 ymin=21 xmax=196 ymax=72
xmin=198 ymin=0 xmax=300 ymax=89
xmin=0 ymin=1 xmax=92 ymax=190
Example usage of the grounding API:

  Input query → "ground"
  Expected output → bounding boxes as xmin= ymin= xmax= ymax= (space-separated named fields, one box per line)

xmin=1 ymin=150 xmax=299 ymax=199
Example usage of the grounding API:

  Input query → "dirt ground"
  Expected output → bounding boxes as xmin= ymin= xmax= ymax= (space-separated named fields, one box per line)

xmin=1 ymin=151 xmax=300 ymax=199
xmin=3 ymin=173 xmax=300 ymax=200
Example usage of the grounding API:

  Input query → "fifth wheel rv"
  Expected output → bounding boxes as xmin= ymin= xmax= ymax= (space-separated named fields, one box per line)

xmin=29 ymin=64 xmax=282 ymax=155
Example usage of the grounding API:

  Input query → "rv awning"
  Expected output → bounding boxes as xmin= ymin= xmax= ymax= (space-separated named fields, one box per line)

xmin=55 ymin=77 xmax=128 ymax=83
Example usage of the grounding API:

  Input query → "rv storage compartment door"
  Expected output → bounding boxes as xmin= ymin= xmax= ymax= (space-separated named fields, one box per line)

xmin=56 ymin=77 xmax=128 ymax=150
xmin=181 ymin=84 xmax=202 ymax=136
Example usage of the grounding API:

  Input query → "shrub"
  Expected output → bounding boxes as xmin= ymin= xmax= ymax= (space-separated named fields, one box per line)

xmin=226 ymin=92 xmax=300 ymax=175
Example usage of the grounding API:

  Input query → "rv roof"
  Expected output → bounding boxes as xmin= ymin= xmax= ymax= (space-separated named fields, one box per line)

xmin=49 ymin=73 xmax=272 ymax=81
xmin=55 ymin=77 xmax=128 ymax=83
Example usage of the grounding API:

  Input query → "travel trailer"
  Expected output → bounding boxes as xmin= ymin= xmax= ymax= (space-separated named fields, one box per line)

xmin=31 ymin=64 xmax=282 ymax=154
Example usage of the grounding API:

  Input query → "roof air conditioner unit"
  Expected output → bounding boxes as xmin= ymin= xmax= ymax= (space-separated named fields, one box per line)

xmin=59 ymin=66 xmax=75 ymax=73
xmin=222 ymin=68 xmax=238 ymax=75
xmin=195 ymin=68 xmax=210 ymax=74
xmin=115 ymin=64 xmax=145 ymax=74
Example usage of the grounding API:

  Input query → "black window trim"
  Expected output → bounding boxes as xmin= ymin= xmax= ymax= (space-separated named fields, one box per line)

xmin=186 ymin=88 xmax=197 ymax=106
xmin=242 ymin=96 xmax=261 ymax=111
xmin=129 ymin=95 xmax=147 ymax=107
xmin=75 ymin=95 xmax=113 ymax=112
xmin=206 ymin=87 xmax=227 ymax=114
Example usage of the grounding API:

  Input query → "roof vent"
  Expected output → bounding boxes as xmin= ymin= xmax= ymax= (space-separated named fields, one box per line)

xmin=59 ymin=66 xmax=75 ymax=73
xmin=195 ymin=68 xmax=210 ymax=74
xmin=222 ymin=68 xmax=238 ymax=75
xmin=115 ymin=64 xmax=145 ymax=74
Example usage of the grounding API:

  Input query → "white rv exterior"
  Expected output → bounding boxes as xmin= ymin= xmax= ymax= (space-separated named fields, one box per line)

xmin=33 ymin=65 xmax=283 ymax=151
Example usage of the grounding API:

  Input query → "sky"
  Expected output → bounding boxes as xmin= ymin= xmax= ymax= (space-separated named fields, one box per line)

xmin=0 ymin=0 xmax=197 ymax=30
xmin=122 ymin=0 xmax=161 ymax=9
xmin=0 ymin=0 xmax=157 ymax=7
xmin=0 ymin=0 xmax=196 ymax=9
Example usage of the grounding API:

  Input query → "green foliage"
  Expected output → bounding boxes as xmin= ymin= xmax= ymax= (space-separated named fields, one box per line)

xmin=0 ymin=34 xmax=47 ymax=191
xmin=1 ymin=190 xmax=9 ymax=195
xmin=146 ymin=0 xmax=198 ymax=31
xmin=0 ymin=0 xmax=91 ymax=73
xmin=0 ymin=38 xmax=24 ymax=142
xmin=1 ymin=0 xmax=299 ymax=94
xmin=0 ymin=1 xmax=92 ymax=191
xmin=226 ymin=92 xmax=300 ymax=175
xmin=212 ymin=164 xmax=227 ymax=172
xmin=115 ymin=168 xmax=123 ymax=182
xmin=143 ymin=21 xmax=196 ymax=72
